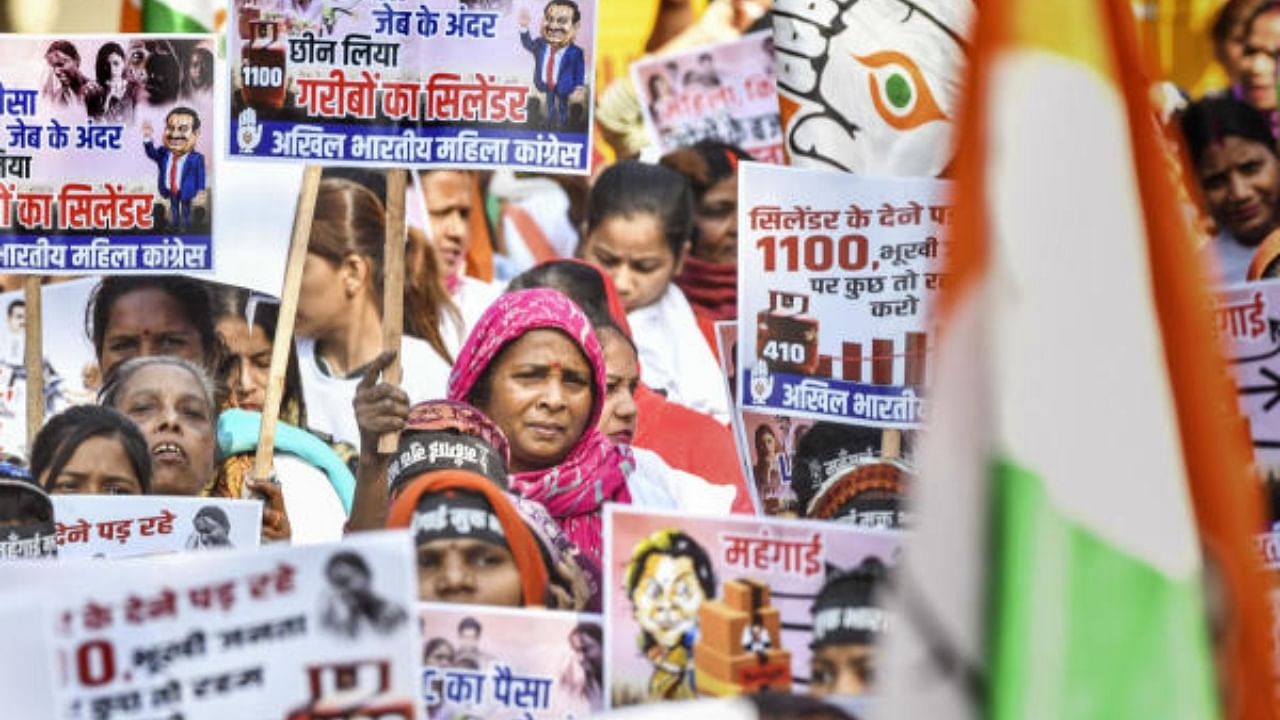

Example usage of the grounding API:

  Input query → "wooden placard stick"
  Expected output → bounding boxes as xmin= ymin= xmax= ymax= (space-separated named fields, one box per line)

xmin=23 ymin=276 xmax=42 ymax=449
xmin=377 ymin=168 xmax=407 ymax=454
xmin=881 ymin=429 xmax=901 ymax=460
xmin=252 ymin=165 xmax=323 ymax=482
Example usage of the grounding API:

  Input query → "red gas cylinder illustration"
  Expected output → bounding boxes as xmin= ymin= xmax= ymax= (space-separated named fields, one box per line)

xmin=756 ymin=291 xmax=819 ymax=375
xmin=240 ymin=18 xmax=288 ymax=110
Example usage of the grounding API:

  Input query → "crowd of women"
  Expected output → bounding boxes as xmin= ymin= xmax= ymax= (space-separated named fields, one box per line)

xmin=1184 ymin=0 xmax=1280 ymax=288
xmin=0 ymin=0 xmax=1261 ymax=716
xmin=1 ymin=154 xmax=877 ymax=706
xmin=0 ymin=137 xmax=874 ymax=711
xmin=0 ymin=2 xmax=902 ymax=717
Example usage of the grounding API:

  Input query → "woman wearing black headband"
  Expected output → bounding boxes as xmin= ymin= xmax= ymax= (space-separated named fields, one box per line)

xmin=809 ymin=558 xmax=890 ymax=699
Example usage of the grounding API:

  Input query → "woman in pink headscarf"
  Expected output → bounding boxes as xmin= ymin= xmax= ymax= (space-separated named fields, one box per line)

xmin=447 ymin=288 xmax=633 ymax=563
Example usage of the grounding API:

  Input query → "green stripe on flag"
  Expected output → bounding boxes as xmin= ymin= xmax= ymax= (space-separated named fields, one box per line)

xmin=989 ymin=459 xmax=1219 ymax=720
xmin=142 ymin=1 xmax=210 ymax=32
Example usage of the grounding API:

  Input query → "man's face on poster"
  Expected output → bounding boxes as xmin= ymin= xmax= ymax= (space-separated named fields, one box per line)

xmin=8 ymin=305 xmax=23 ymax=333
xmin=541 ymin=3 xmax=578 ymax=49
xmin=163 ymin=112 xmax=198 ymax=158
xmin=631 ymin=554 xmax=705 ymax=649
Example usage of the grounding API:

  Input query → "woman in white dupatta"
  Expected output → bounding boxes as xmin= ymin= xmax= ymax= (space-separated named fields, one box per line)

xmin=578 ymin=161 xmax=730 ymax=423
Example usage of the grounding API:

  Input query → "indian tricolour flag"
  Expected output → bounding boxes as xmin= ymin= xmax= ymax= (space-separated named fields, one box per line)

xmin=874 ymin=0 xmax=1277 ymax=718
xmin=120 ymin=0 xmax=224 ymax=33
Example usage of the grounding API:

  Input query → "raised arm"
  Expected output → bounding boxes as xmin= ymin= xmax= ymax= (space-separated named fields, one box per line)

xmin=348 ymin=351 xmax=409 ymax=531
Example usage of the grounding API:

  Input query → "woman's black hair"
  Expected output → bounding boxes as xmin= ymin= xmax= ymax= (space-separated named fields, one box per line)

xmin=570 ymin=621 xmax=602 ymax=645
xmin=46 ymin=40 xmax=80 ymax=64
xmin=592 ymin=317 xmax=637 ymax=358
xmin=423 ymin=637 xmax=454 ymax=665
xmin=508 ymin=261 xmax=612 ymax=323
xmin=569 ymin=621 xmax=604 ymax=678
xmin=1180 ymin=96 xmax=1278 ymax=166
xmin=30 ymin=405 xmax=152 ymax=494
xmin=94 ymin=42 xmax=125 ymax=85
xmin=586 ymin=160 xmax=694 ymax=259
xmin=660 ymin=139 xmax=751 ymax=200
xmin=86 ymin=275 xmax=217 ymax=370
xmin=0 ymin=482 xmax=52 ymax=525
xmin=209 ymin=285 xmax=305 ymax=417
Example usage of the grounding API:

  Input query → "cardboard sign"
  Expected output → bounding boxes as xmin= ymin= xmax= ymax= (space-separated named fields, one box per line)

xmin=1217 ymin=279 xmax=1280 ymax=481
xmin=419 ymin=603 xmax=603 ymax=719
xmin=715 ymin=320 xmax=814 ymax=517
xmin=631 ymin=32 xmax=783 ymax=163
xmin=0 ymin=277 xmax=97 ymax=459
xmin=228 ymin=0 xmax=598 ymax=173
xmin=771 ymin=0 xmax=971 ymax=176
xmin=52 ymin=495 xmax=262 ymax=559
xmin=0 ymin=530 xmax=422 ymax=719
xmin=603 ymin=505 xmax=900 ymax=705
xmin=0 ymin=35 xmax=218 ymax=274
xmin=0 ymin=592 xmax=60 ymax=716
xmin=737 ymin=163 xmax=951 ymax=429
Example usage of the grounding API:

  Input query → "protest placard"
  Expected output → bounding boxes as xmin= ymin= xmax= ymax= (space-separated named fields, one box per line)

xmin=53 ymin=495 xmax=262 ymax=559
xmin=228 ymin=0 xmax=597 ymax=174
xmin=737 ymin=163 xmax=951 ymax=429
xmin=419 ymin=603 xmax=603 ymax=719
xmin=1216 ymin=280 xmax=1280 ymax=483
xmin=0 ymin=35 xmax=217 ymax=274
xmin=0 ymin=530 xmax=421 ymax=720
xmin=0 ymin=592 xmax=60 ymax=716
xmin=603 ymin=505 xmax=901 ymax=705
xmin=0 ymin=277 xmax=97 ymax=459
xmin=631 ymin=31 xmax=782 ymax=164
xmin=716 ymin=320 xmax=813 ymax=517
xmin=1254 ymin=531 xmax=1280 ymax=677
xmin=771 ymin=0 xmax=971 ymax=176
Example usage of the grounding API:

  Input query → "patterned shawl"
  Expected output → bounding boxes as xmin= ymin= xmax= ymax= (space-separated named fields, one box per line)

xmin=447 ymin=289 xmax=632 ymax=562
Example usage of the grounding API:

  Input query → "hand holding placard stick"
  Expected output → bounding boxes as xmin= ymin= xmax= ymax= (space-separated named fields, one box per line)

xmin=252 ymin=165 xmax=323 ymax=482
xmin=378 ymin=169 xmax=407 ymax=454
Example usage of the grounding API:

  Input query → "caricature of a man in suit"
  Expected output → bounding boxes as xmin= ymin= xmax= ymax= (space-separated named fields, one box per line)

xmin=518 ymin=0 xmax=586 ymax=127
xmin=142 ymin=106 xmax=206 ymax=229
